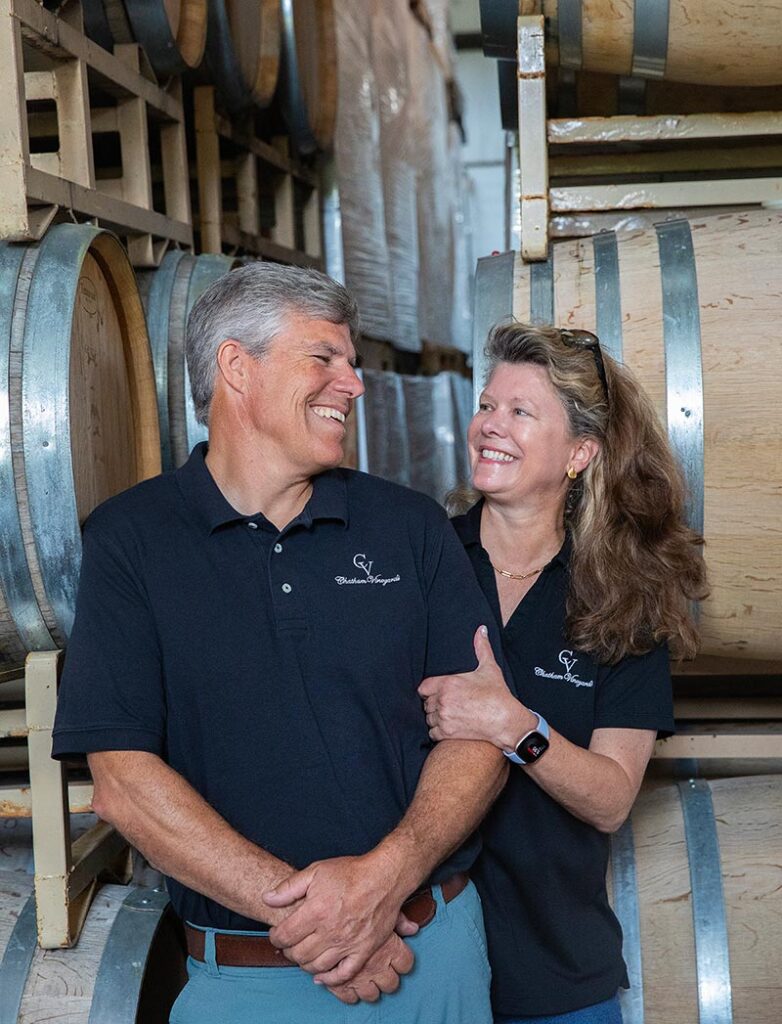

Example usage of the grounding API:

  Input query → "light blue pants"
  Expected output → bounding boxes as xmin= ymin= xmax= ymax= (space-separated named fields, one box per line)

xmin=170 ymin=881 xmax=492 ymax=1024
xmin=495 ymin=994 xmax=623 ymax=1024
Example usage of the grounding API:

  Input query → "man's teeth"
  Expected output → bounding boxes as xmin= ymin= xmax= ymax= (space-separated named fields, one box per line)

xmin=312 ymin=406 xmax=346 ymax=424
xmin=481 ymin=449 xmax=514 ymax=462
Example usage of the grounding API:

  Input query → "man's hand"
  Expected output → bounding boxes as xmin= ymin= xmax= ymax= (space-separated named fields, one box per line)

xmin=418 ymin=625 xmax=523 ymax=746
xmin=263 ymin=850 xmax=412 ymax=984
xmin=325 ymin=933 xmax=415 ymax=1005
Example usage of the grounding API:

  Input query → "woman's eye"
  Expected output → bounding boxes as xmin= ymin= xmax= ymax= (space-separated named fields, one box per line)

xmin=514 ymin=408 xmax=529 ymax=417
xmin=478 ymin=402 xmax=491 ymax=411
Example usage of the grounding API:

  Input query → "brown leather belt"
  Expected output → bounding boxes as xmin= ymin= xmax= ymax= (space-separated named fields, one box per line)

xmin=185 ymin=871 xmax=469 ymax=969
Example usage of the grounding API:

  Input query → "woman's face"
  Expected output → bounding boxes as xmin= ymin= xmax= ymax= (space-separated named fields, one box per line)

xmin=468 ymin=361 xmax=584 ymax=507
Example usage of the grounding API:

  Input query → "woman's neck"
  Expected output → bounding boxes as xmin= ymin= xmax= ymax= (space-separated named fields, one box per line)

xmin=480 ymin=497 xmax=565 ymax=572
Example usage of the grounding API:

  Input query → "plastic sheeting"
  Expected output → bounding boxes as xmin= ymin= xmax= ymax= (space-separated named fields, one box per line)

xmin=361 ymin=370 xmax=474 ymax=502
xmin=372 ymin=0 xmax=420 ymax=352
xmin=449 ymin=123 xmax=473 ymax=355
xmin=361 ymin=369 xmax=412 ymax=487
xmin=407 ymin=16 xmax=454 ymax=348
xmin=333 ymin=0 xmax=392 ymax=340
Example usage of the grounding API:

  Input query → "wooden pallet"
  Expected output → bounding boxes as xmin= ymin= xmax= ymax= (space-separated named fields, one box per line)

xmin=516 ymin=14 xmax=782 ymax=261
xmin=193 ymin=85 xmax=322 ymax=267
xmin=0 ymin=653 xmax=130 ymax=947
xmin=0 ymin=0 xmax=192 ymax=266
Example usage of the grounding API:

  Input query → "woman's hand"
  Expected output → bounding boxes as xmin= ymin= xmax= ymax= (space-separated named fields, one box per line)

xmin=418 ymin=626 xmax=531 ymax=748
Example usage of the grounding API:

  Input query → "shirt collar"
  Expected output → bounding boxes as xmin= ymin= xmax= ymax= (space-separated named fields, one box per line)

xmin=175 ymin=442 xmax=349 ymax=534
xmin=452 ymin=497 xmax=571 ymax=568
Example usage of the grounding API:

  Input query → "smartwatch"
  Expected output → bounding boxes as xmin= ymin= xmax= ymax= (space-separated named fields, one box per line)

xmin=503 ymin=711 xmax=551 ymax=766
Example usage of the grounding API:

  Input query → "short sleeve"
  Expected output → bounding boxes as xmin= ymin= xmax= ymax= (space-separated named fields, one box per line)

xmin=422 ymin=515 xmax=506 ymax=679
xmin=52 ymin=519 xmax=166 ymax=761
xmin=594 ymin=644 xmax=675 ymax=738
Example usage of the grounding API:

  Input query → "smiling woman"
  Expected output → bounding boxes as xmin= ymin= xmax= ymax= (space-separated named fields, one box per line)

xmin=420 ymin=320 xmax=706 ymax=1023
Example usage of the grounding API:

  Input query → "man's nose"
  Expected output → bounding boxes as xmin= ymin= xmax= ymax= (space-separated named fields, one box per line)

xmin=338 ymin=365 xmax=365 ymax=399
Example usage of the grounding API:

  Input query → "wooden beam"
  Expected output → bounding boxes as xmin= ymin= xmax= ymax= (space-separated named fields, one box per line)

xmin=548 ymin=110 xmax=782 ymax=146
xmin=551 ymin=176 xmax=782 ymax=212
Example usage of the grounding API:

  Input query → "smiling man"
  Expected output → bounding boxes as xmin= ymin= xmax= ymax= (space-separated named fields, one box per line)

xmin=52 ymin=263 xmax=507 ymax=1024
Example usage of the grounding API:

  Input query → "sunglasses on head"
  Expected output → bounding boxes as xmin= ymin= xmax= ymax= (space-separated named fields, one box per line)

xmin=559 ymin=329 xmax=609 ymax=407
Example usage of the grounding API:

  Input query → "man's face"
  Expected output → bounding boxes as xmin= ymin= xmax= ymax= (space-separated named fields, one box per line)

xmin=241 ymin=313 xmax=364 ymax=476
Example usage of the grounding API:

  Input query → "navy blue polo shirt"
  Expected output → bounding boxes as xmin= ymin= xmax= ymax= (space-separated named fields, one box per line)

xmin=452 ymin=500 xmax=675 ymax=1017
xmin=52 ymin=444 xmax=502 ymax=930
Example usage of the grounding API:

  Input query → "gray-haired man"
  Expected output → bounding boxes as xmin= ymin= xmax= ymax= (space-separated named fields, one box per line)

xmin=53 ymin=263 xmax=507 ymax=1022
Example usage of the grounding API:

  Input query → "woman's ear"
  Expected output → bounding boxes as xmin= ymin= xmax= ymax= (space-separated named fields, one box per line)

xmin=571 ymin=437 xmax=601 ymax=474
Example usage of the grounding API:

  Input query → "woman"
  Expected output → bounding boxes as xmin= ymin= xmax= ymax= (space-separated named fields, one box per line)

xmin=419 ymin=322 xmax=707 ymax=1024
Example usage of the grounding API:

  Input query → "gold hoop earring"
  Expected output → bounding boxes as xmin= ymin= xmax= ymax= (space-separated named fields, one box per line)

xmin=567 ymin=466 xmax=578 ymax=480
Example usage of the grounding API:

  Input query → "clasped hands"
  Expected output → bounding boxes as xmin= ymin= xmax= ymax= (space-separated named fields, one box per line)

xmin=262 ymin=850 xmax=419 ymax=1005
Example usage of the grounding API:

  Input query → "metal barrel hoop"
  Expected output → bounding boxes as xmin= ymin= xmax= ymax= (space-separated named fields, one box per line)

xmin=88 ymin=887 xmax=171 ymax=1024
xmin=611 ymin=819 xmax=645 ymax=1024
xmin=633 ymin=0 xmax=670 ymax=79
xmin=144 ymin=250 xmax=187 ymax=474
xmin=22 ymin=224 xmax=107 ymax=642
xmin=0 ymin=895 xmax=38 ymax=1024
xmin=0 ymin=243 xmax=55 ymax=652
xmin=472 ymin=252 xmax=515 ymax=409
xmin=592 ymin=231 xmax=624 ymax=362
xmin=678 ymin=779 xmax=734 ymax=1024
xmin=529 ymin=247 xmax=555 ymax=326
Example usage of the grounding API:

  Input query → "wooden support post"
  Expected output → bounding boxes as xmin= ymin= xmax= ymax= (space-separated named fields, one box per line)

xmin=0 ymin=0 xmax=35 ymax=237
xmin=25 ymin=651 xmax=131 ymax=948
xmin=195 ymin=86 xmax=223 ymax=254
xmin=236 ymin=151 xmax=260 ymax=237
xmin=160 ymin=78 xmax=192 ymax=228
xmin=517 ymin=15 xmax=548 ymax=262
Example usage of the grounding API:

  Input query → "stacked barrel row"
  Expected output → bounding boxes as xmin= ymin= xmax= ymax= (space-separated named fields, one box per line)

xmin=334 ymin=0 xmax=472 ymax=355
xmin=78 ymin=0 xmax=335 ymax=142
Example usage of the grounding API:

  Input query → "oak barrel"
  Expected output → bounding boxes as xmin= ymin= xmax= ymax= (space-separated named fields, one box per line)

xmin=608 ymin=774 xmax=782 ymax=1024
xmin=279 ymin=0 xmax=338 ymax=154
xmin=0 ymin=226 xmax=161 ymax=668
xmin=481 ymin=0 xmax=782 ymax=86
xmin=142 ymin=252 xmax=239 ymax=470
xmin=0 ymin=875 xmax=186 ymax=1023
xmin=204 ymin=0 xmax=281 ymax=112
xmin=473 ymin=210 xmax=782 ymax=668
xmin=80 ymin=0 xmax=207 ymax=76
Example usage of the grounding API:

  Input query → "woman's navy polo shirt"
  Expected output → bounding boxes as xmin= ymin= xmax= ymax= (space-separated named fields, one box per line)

xmin=52 ymin=444 xmax=502 ymax=930
xmin=452 ymin=500 xmax=675 ymax=1018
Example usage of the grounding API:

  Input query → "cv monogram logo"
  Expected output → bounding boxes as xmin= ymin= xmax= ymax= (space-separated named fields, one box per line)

xmin=558 ymin=650 xmax=577 ymax=675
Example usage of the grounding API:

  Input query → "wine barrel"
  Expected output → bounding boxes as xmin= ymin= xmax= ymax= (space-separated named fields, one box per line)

xmin=608 ymin=775 xmax=782 ymax=1024
xmin=481 ymin=0 xmax=782 ymax=87
xmin=0 ymin=226 xmax=160 ymax=669
xmin=204 ymin=0 xmax=281 ymax=113
xmin=279 ymin=0 xmax=338 ymax=154
xmin=0 ymin=875 xmax=186 ymax=1022
xmin=472 ymin=210 xmax=782 ymax=667
xmin=498 ymin=60 xmax=782 ymax=128
xmin=142 ymin=252 xmax=240 ymax=471
xmin=80 ymin=0 xmax=207 ymax=77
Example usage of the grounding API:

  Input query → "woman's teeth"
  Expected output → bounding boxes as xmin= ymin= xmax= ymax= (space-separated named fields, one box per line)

xmin=481 ymin=449 xmax=514 ymax=462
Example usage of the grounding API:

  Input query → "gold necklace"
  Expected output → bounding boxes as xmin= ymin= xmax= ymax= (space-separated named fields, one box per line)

xmin=490 ymin=562 xmax=545 ymax=582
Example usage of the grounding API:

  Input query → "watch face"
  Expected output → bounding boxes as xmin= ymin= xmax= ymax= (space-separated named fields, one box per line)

xmin=517 ymin=732 xmax=549 ymax=763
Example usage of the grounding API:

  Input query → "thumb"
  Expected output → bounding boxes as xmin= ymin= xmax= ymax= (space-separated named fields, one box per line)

xmin=394 ymin=910 xmax=420 ymax=937
xmin=473 ymin=624 xmax=497 ymax=667
xmin=263 ymin=868 xmax=312 ymax=907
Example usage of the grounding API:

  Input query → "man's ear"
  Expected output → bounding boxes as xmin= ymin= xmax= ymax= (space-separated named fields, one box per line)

xmin=215 ymin=339 xmax=249 ymax=396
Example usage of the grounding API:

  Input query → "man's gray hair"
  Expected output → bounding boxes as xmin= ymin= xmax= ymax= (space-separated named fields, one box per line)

xmin=186 ymin=262 xmax=360 ymax=425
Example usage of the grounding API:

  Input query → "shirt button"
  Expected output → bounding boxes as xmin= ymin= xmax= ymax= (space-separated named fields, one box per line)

xmin=247 ymin=522 xmax=258 ymax=530
xmin=281 ymin=583 xmax=292 ymax=594
xmin=274 ymin=543 xmax=283 ymax=553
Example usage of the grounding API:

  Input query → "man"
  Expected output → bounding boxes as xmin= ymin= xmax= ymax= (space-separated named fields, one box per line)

xmin=52 ymin=263 xmax=507 ymax=1022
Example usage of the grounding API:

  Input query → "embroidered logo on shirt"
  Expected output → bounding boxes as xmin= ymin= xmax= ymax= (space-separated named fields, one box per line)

xmin=534 ymin=649 xmax=594 ymax=688
xmin=334 ymin=553 xmax=401 ymax=587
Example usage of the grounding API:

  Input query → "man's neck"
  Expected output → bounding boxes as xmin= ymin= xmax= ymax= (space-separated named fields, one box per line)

xmin=205 ymin=435 xmax=314 ymax=531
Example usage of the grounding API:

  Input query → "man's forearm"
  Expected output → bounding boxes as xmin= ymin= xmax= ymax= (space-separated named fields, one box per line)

xmin=374 ymin=739 xmax=507 ymax=896
xmin=88 ymin=750 xmax=294 ymax=926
